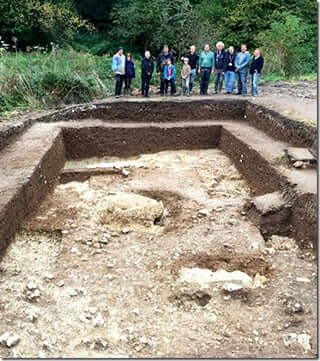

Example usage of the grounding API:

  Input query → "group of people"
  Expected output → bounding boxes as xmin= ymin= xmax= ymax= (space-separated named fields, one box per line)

xmin=111 ymin=42 xmax=264 ymax=98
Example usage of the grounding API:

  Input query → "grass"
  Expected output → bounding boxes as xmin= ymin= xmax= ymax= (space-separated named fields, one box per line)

xmin=261 ymin=72 xmax=316 ymax=83
xmin=0 ymin=49 xmax=316 ymax=115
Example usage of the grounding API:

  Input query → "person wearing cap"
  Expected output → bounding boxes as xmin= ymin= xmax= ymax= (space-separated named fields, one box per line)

xmin=112 ymin=47 xmax=126 ymax=98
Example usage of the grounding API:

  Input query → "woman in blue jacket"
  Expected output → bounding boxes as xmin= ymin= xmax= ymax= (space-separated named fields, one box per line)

xmin=124 ymin=53 xmax=136 ymax=95
xmin=163 ymin=58 xmax=176 ymax=96
xmin=235 ymin=44 xmax=251 ymax=95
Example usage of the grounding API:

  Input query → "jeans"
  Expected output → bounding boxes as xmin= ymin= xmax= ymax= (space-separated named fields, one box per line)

xmin=115 ymin=74 xmax=124 ymax=96
xmin=164 ymin=78 xmax=176 ymax=95
xmin=225 ymin=71 xmax=235 ymax=93
xmin=214 ymin=69 xmax=224 ymax=92
xmin=237 ymin=71 xmax=248 ymax=94
xmin=189 ymin=68 xmax=197 ymax=91
xmin=251 ymin=72 xmax=260 ymax=96
xmin=200 ymin=67 xmax=211 ymax=94
xmin=141 ymin=74 xmax=151 ymax=96
xmin=182 ymin=77 xmax=190 ymax=95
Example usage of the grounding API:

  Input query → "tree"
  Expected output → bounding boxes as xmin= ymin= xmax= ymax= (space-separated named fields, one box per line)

xmin=256 ymin=13 xmax=312 ymax=76
xmin=110 ymin=0 xmax=214 ymax=55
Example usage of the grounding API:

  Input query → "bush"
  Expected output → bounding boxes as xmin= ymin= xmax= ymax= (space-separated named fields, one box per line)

xmin=256 ymin=13 xmax=316 ymax=77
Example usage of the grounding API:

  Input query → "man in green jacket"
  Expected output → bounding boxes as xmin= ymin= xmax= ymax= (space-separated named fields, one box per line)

xmin=198 ymin=44 xmax=214 ymax=95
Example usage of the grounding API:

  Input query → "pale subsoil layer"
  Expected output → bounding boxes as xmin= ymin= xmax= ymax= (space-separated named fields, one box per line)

xmin=0 ymin=149 xmax=317 ymax=358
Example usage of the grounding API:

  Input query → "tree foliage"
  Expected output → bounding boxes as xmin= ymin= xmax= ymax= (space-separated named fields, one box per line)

xmin=256 ymin=13 xmax=314 ymax=76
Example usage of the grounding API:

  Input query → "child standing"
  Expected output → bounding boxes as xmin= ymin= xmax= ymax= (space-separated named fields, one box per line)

xmin=181 ymin=57 xmax=191 ymax=96
xmin=141 ymin=50 xmax=154 ymax=97
xmin=163 ymin=58 xmax=176 ymax=96
xmin=124 ymin=53 xmax=135 ymax=95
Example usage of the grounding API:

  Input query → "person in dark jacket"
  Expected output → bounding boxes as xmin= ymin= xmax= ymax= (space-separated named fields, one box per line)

xmin=214 ymin=41 xmax=227 ymax=94
xmin=181 ymin=45 xmax=199 ymax=93
xmin=225 ymin=46 xmax=236 ymax=94
xmin=157 ymin=45 xmax=174 ymax=95
xmin=250 ymin=48 xmax=264 ymax=96
xmin=124 ymin=53 xmax=135 ymax=95
xmin=141 ymin=50 xmax=154 ymax=97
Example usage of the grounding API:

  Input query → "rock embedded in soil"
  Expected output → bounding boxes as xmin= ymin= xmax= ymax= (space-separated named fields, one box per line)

xmin=99 ymin=192 xmax=165 ymax=232
xmin=0 ymin=332 xmax=20 ymax=348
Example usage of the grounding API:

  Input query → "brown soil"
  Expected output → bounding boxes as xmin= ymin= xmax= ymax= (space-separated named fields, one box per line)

xmin=0 ymin=150 xmax=317 ymax=358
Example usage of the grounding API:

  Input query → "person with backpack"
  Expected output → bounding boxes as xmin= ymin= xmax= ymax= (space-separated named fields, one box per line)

xmin=141 ymin=50 xmax=154 ymax=97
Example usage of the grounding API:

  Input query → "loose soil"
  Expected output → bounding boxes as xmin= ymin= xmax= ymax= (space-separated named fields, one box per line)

xmin=0 ymin=149 xmax=317 ymax=358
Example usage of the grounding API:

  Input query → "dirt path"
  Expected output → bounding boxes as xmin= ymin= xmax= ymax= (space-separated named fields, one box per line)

xmin=0 ymin=150 xmax=316 ymax=358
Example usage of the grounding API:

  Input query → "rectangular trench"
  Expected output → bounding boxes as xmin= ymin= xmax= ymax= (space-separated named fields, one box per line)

xmin=0 ymin=100 xmax=317 ymax=258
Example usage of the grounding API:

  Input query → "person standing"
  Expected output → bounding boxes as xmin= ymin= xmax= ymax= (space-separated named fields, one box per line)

xmin=235 ymin=44 xmax=251 ymax=95
xmin=213 ymin=41 xmax=227 ymax=94
xmin=181 ymin=45 xmax=199 ymax=93
xmin=163 ymin=58 xmax=176 ymax=96
xmin=112 ymin=47 xmax=126 ymax=98
xmin=181 ymin=57 xmax=191 ymax=96
xmin=225 ymin=46 xmax=236 ymax=94
xmin=141 ymin=50 xmax=154 ymax=97
xmin=157 ymin=45 xmax=174 ymax=96
xmin=250 ymin=49 xmax=264 ymax=96
xmin=124 ymin=53 xmax=136 ymax=96
xmin=198 ymin=44 xmax=214 ymax=95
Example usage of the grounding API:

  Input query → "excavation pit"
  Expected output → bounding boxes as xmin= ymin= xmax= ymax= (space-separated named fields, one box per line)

xmin=0 ymin=99 xmax=317 ymax=358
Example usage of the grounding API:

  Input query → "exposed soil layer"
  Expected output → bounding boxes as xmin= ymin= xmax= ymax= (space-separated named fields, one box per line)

xmin=62 ymin=124 xmax=222 ymax=159
xmin=0 ymin=98 xmax=317 ymax=257
xmin=0 ymin=150 xmax=317 ymax=358
xmin=0 ymin=124 xmax=65 ymax=255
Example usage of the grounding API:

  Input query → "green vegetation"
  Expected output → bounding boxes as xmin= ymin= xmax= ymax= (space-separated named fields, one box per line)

xmin=0 ymin=0 xmax=317 ymax=114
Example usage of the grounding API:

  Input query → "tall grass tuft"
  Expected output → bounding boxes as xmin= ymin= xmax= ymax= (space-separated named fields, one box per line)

xmin=0 ymin=49 xmax=121 ymax=113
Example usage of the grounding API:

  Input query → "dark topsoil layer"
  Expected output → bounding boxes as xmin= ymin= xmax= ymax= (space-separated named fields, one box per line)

xmin=0 ymin=99 xmax=317 ymax=154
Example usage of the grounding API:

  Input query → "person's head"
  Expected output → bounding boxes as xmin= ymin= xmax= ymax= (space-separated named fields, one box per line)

xmin=166 ymin=58 xmax=172 ymax=65
xmin=163 ymin=45 xmax=169 ymax=54
xmin=145 ymin=50 xmax=151 ymax=59
xmin=204 ymin=44 xmax=210 ymax=52
xmin=254 ymin=48 xmax=261 ymax=57
xmin=216 ymin=41 xmax=224 ymax=51
xmin=183 ymin=57 xmax=189 ymax=65
xmin=126 ymin=53 xmax=132 ymax=61
xmin=241 ymin=44 xmax=247 ymax=53
xmin=228 ymin=46 xmax=234 ymax=54
xmin=117 ymin=47 xmax=124 ymax=55
xmin=190 ymin=45 xmax=196 ymax=54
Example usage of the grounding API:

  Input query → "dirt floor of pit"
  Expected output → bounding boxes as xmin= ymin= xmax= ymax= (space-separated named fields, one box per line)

xmin=0 ymin=149 xmax=317 ymax=358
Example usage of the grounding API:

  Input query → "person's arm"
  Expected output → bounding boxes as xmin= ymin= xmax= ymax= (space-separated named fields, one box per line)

xmin=211 ymin=52 xmax=215 ymax=73
xmin=258 ymin=57 xmax=264 ymax=73
xmin=172 ymin=65 xmax=176 ymax=79
xmin=171 ymin=53 xmax=174 ymax=65
xmin=150 ymin=60 xmax=154 ymax=75
xmin=111 ymin=56 xmax=117 ymax=72
xmin=196 ymin=55 xmax=199 ymax=72
xmin=132 ymin=62 xmax=136 ymax=78
xmin=241 ymin=53 xmax=250 ymax=69
xmin=223 ymin=52 xmax=228 ymax=72
xmin=156 ymin=55 xmax=161 ymax=73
